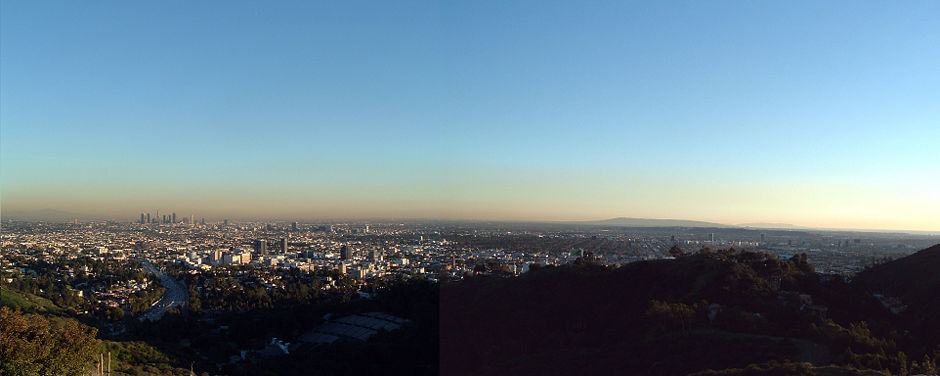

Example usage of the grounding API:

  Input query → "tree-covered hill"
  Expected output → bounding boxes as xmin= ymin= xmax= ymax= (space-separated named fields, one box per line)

xmin=0 ymin=306 xmax=99 ymax=376
xmin=855 ymin=244 xmax=939 ymax=304
xmin=0 ymin=287 xmax=191 ymax=376
xmin=441 ymin=246 xmax=939 ymax=376
xmin=854 ymin=244 xmax=940 ymax=355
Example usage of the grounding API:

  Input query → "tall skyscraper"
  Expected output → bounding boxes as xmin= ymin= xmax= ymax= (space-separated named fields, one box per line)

xmin=280 ymin=238 xmax=288 ymax=253
xmin=190 ymin=214 xmax=194 ymax=225
xmin=254 ymin=239 xmax=267 ymax=255
xmin=709 ymin=233 xmax=715 ymax=242
xmin=340 ymin=245 xmax=350 ymax=260
xmin=172 ymin=213 xmax=176 ymax=224
xmin=146 ymin=213 xmax=151 ymax=223
xmin=292 ymin=221 xmax=298 ymax=231
xmin=140 ymin=213 xmax=146 ymax=224
xmin=223 ymin=219 xmax=229 ymax=226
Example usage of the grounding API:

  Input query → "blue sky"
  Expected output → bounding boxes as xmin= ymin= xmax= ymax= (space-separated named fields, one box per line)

xmin=2 ymin=1 xmax=938 ymax=230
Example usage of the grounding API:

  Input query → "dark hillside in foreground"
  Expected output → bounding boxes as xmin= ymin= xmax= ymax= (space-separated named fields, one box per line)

xmin=854 ymin=244 xmax=939 ymax=308
xmin=441 ymin=247 xmax=940 ymax=375
xmin=854 ymin=244 xmax=940 ymax=351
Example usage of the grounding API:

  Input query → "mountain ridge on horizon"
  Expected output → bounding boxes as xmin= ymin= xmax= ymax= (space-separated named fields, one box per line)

xmin=1 ymin=208 xmax=98 ymax=221
xmin=738 ymin=222 xmax=807 ymax=229
xmin=570 ymin=217 xmax=732 ymax=228
xmin=574 ymin=217 xmax=940 ymax=235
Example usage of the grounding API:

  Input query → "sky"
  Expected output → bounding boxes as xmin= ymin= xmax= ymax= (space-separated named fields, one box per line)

xmin=1 ymin=1 xmax=938 ymax=231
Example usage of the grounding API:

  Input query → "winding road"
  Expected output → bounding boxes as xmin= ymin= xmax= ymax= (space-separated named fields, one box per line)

xmin=139 ymin=259 xmax=188 ymax=322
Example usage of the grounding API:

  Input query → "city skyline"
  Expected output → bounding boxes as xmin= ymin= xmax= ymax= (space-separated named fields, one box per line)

xmin=2 ymin=1 xmax=938 ymax=232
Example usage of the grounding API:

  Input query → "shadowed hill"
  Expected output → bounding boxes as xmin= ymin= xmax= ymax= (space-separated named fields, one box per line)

xmin=854 ymin=244 xmax=939 ymax=307
xmin=441 ymin=248 xmax=938 ymax=375
xmin=854 ymin=243 xmax=940 ymax=348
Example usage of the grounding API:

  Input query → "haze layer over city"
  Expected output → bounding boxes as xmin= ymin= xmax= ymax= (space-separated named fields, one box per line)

xmin=1 ymin=1 xmax=939 ymax=376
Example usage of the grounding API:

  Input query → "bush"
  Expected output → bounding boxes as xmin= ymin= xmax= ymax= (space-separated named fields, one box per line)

xmin=0 ymin=306 xmax=100 ymax=376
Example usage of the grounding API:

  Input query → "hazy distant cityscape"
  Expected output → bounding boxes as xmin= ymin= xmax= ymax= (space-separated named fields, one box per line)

xmin=3 ymin=215 xmax=935 ymax=320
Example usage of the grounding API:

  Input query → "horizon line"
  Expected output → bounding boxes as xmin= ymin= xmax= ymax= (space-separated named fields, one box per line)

xmin=3 ymin=209 xmax=939 ymax=235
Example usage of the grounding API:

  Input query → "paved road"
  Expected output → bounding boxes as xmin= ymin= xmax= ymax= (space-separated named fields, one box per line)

xmin=139 ymin=259 xmax=188 ymax=322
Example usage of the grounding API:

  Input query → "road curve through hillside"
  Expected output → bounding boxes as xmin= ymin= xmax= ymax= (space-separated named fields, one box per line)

xmin=139 ymin=259 xmax=187 ymax=322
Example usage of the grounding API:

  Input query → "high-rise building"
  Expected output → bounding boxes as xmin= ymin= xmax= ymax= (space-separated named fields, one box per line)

xmin=146 ymin=213 xmax=151 ymax=223
xmin=709 ymin=233 xmax=715 ymax=242
xmin=172 ymin=213 xmax=176 ymax=224
xmin=223 ymin=219 xmax=229 ymax=226
xmin=140 ymin=213 xmax=146 ymax=224
xmin=292 ymin=221 xmax=298 ymax=231
xmin=254 ymin=239 xmax=267 ymax=255
xmin=190 ymin=214 xmax=194 ymax=225
xmin=280 ymin=238 xmax=288 ymax=253
xmin=760 ymin=233 xmax=765 ymax=244
xmin=340 ymin=245 xmax=350 ymax=260
xmin=162 ymin=215 xmax=167 ymax=224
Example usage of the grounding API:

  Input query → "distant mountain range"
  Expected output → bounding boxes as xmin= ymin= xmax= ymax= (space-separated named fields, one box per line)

xmin=737 ymin=222 xmax=807 ymax=229
xmin=572 ymin=217 xmax=731 ymax=228
xmin=573 ymin=218 xmax=940 ymax=234
xmin=1 ymin=209 xmax=108 ymax=221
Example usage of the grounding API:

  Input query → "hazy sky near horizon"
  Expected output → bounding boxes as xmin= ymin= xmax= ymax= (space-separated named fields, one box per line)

xmin=2 ymin=1 xmax=938 ymax=230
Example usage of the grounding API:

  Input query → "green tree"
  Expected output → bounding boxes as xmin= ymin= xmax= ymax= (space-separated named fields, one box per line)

xmin=0 ymin=306 xmax=100 ymax=376
xmin=105 ymin=306 xmax=124 ymax=321
xmin=645 ymin=300 xmax=696 ymax=332
xmin=668 ymin=245 xmax=686 ymax=257
xmin=912 ymin=354 xmax=937 ymax=375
